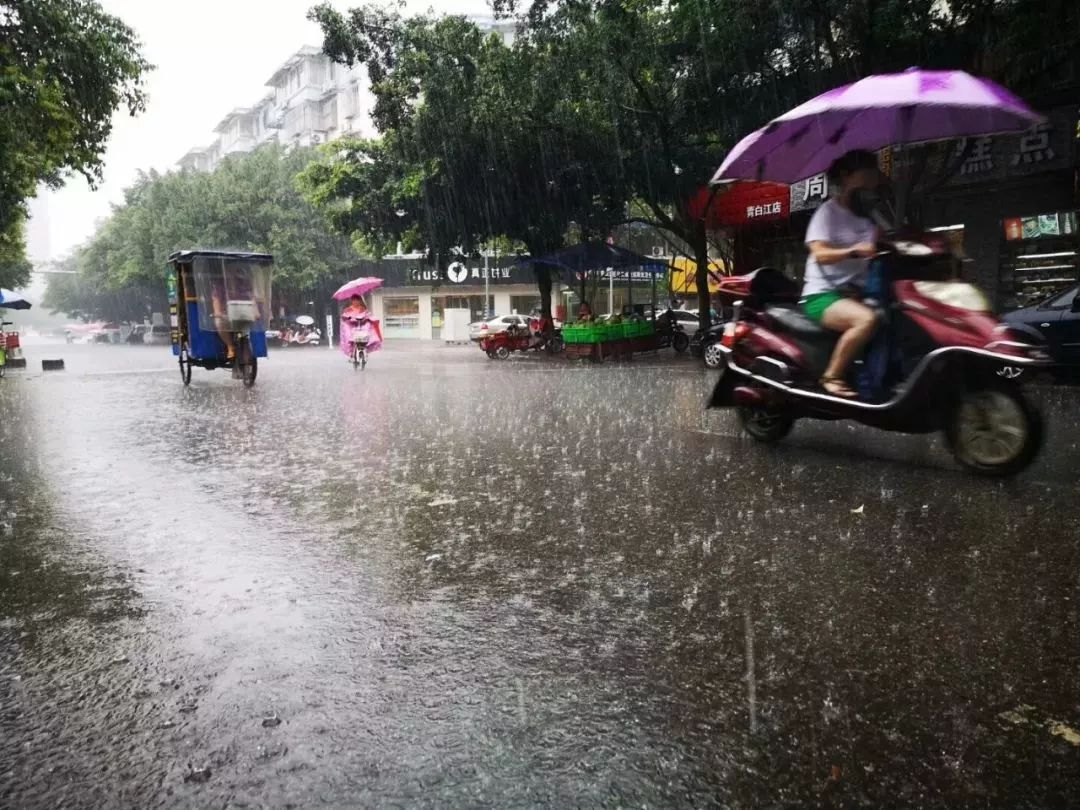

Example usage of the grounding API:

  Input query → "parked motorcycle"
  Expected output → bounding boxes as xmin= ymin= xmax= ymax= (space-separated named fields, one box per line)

xmin=708 ymin=236 xmax=1050 ymax=476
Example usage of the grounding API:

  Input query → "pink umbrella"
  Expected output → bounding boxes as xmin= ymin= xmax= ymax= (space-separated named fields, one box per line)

xmin=333 ymin=277 xmax=384 ymax=301
xmin=712 ymin=69 xmax=1044 ymax=184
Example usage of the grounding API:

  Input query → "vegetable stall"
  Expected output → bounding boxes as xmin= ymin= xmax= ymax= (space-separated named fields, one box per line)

xmin=522 ymin=243 xmax=675 ymax=361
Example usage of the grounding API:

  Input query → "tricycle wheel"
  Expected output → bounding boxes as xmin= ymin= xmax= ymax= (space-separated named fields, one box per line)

xmin=238 ymin=342 xmax=257 ymax=388
xmin=495 ymin=346 xmax=511 ymax=360
xmin=945 ymin=383 xmax=1042 ymax=477
xmin=737 ymin=403 xmax=794 ymax=443
xmin=179 ymin=348 xmax=192 ymax=386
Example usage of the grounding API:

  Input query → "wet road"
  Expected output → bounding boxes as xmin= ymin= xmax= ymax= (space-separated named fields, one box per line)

xmin=2 ymin=343 xmax=1079 ymax=808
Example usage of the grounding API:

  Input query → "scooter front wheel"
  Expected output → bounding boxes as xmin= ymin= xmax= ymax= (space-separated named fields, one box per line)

xmin=737 ymin=403 xmax=794 ymax=443
xmin=945 ymin=384 xmax=1043 ymax=477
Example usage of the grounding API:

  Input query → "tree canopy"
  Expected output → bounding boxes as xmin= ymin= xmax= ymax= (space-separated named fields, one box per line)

xmin=45 ymin=145 xmax=359 ymax=321
xmin=1 ymin=0 xmax=151 ymax=285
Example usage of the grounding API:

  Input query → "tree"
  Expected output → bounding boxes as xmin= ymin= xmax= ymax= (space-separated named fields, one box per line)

xmin=0 ymin=0 xmax=151 ymax=268
xmin=0 ymin=219 xmax=33 ymax=290
xmin=46 ymin=145 xmax=359 ymax=322
xmin=305 ymin=3 xmax=632 ymax=325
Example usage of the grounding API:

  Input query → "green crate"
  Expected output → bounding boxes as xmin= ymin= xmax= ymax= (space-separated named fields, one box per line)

xmin=562 ymin=325 xmax=583 ymax=344
xmin=575 ymin=326 xmax=601 ymax=344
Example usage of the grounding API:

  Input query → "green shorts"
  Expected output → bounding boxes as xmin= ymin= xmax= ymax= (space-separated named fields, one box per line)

xmin=801 ymin=291 xmax=843 ymax=323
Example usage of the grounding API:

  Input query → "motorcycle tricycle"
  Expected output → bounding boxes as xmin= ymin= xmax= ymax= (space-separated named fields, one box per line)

xmin=481 ymin=322 xmax=564 ymax=359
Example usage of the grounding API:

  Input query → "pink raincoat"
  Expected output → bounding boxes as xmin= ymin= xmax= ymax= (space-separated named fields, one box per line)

xmin=340 ymin=312 xmax=382 ymax=356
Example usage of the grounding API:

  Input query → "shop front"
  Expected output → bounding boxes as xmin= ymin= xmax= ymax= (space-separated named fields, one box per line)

xmin=360 ymin=257 xmax=554 ymax=340
xmin=916 ymin=103 xmax=1078 ymax=309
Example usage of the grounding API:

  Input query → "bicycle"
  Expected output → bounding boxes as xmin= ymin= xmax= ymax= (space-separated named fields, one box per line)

xmin=350 ymin=336 xmax=368 ymax=370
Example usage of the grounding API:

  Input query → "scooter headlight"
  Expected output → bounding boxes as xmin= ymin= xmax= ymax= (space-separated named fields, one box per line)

xmin=912 ymin=281 xmax=991 ymax=312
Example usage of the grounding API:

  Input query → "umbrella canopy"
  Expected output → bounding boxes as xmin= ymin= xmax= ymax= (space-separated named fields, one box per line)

xmin=295 ymin=315 xmax=315 ymax=326
xmin=0 ymin=289 xmax=31 ymax=310
xmin=333 ymin=277 xmax=384 ymax=301
xmin=712 ymin=69 xmax=1043 ymax=185
xmin=522 ymin=243 xmax=668 ymax=277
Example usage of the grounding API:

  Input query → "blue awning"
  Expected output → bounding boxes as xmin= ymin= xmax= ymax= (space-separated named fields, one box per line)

xmin=519 ymin=243 xmax=668 ymax=278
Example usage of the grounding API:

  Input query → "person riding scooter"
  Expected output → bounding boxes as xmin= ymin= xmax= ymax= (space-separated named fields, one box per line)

xmin=800 ymin=149 xmax=882 ymax=398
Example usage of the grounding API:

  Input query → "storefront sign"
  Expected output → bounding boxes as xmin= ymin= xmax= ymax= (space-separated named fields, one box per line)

xmin=351 ymin=257 xmax=530 ymax=288
xmin=573 ymin=268 xmax=664 ymax=283
xmin=790 ymin=173 xmax=829 ymax=212
xmin=714 ymin=181 xmax=789 ymax=226
xmin=942 ymin=105 xmax=1077 ymax=186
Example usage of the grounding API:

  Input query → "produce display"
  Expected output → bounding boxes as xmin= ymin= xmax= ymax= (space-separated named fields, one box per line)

xmin=563 ymin=315 xmax=655 ymax=344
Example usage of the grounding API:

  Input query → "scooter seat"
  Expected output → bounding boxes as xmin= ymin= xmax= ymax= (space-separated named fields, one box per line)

xmin=766 ymin=305 xmax=831 ymax=338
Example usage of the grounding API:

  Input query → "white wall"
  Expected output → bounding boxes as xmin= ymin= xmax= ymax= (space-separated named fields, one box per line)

xmin=494 ymin=292 xmax=512 ymax=315
xmin=417 ymin=293 xmax=433 ymax=340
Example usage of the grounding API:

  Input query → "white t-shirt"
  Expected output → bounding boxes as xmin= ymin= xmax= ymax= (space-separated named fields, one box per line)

xmin=801 ymin=199 xmax=876 ymax=297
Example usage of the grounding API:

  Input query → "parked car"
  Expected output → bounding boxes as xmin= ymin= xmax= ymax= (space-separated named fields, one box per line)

xmin=145 ymin=325 xmax=171 ymax=346
xmin=469 ymin=314 xmax=534 ymax=342
xmin=690 ymin=322 xmax=727 ymax=368
xmin=652 ymin=308 xmax=710 ymax=332
xmin=1002 ymin=282 xmax=1080 ymax=378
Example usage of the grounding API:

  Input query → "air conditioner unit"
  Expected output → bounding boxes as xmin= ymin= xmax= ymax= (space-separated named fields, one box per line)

xmin=651 ymin=245 xmax=665 ymax=257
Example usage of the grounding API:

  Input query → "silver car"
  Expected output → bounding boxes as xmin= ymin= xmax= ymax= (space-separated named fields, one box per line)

xmin=469 ymin=314 xmax=534 ymax=342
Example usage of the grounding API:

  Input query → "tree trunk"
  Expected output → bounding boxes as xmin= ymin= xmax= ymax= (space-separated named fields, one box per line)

xmin=536 ymin=263 xmax=554 ymax=334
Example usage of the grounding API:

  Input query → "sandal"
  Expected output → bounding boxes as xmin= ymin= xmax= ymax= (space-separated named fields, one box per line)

xmin=820 ymin=376 xmax=858 ymax=398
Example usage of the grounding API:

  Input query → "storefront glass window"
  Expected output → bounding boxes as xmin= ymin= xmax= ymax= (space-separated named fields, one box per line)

xmin=383 ymin=297 xmax=421 ymax=337
xmin=1001 ymin=210 xmax=1079 ymax=308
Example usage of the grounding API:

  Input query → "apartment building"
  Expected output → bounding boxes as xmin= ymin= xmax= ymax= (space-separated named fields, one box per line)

xmin=177 ymin=45 xmax=376 ymax=172
xmin=177 ymin=18 xmax=515 ymax=173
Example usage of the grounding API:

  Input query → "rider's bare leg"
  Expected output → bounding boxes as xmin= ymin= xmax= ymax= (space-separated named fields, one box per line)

xmin=820 ymin=299 xmax=879 ymax=397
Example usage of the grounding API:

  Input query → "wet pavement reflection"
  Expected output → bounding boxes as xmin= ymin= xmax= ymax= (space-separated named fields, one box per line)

xmin=2 ymin=344 xmax=1079 ymax=807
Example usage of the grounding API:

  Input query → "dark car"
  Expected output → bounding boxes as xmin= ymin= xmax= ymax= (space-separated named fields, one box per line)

xmin=689 ymin=322 xmax=726 ymax=368
xmin=1002 ymin=282 xmax=1080 ymax=377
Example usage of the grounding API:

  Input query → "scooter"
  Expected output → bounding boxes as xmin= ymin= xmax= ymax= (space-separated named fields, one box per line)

xmin=708 ymin=235 xmax=1050 ymax=476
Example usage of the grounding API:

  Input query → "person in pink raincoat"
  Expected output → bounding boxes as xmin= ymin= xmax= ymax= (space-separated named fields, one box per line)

xmin=340 ymin=295 xmax=382 ymax=358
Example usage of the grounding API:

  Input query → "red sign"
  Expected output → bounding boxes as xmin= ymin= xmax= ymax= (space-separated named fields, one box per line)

xmin=687 ymin=181 xmax=790 ymax=228
xmin=714 ymin=182 xmax=789 ymax=226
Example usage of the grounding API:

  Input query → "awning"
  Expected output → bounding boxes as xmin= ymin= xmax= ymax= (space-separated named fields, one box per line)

xmin=521 ymin=242 xmax=668 ymax=279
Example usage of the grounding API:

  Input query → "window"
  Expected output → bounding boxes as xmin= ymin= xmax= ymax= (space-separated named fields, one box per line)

xmin=383 ymin=297 xmax=421 ymax=335
xmin=1044 ymin=285 xmax=1079 ymax=309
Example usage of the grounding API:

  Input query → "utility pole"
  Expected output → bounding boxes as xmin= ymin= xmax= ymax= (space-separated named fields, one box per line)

xmin=484 ymin=244 xmax=490 ymax=319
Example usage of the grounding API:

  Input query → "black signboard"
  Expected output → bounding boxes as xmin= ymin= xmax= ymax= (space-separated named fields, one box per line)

xmin=346 ymin=257 xmax=533 ymax=288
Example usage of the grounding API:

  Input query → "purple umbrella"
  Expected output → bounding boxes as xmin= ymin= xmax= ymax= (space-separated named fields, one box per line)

xmin=333 ymin=276 xmax=384 ymax=301
xmin=712 ymin=69 xmax=1044 ymax=185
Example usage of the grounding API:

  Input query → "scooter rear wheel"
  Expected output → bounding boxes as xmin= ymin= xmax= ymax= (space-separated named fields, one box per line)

xmin=737 ymin=403 xmax=794 ymax=443
xmin=945 ymin=383 xmax=1042 ymax=477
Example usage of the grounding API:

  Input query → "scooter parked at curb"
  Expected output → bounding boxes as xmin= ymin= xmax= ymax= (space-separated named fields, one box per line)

xmin=708 ymin=237 xmax=1051 ymax=476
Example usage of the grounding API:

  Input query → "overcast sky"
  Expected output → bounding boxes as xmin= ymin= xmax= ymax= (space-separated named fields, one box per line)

xmin=28 ymin=0 xmax=492 ymax=266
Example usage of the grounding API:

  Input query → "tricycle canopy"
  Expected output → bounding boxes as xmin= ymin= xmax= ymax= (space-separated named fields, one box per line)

xmin=169 ymin=250 xmax=273 ymax=333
